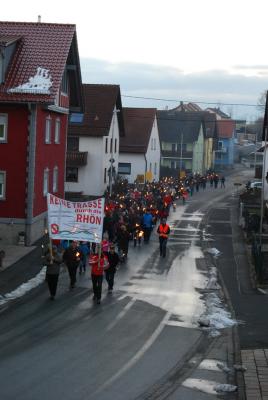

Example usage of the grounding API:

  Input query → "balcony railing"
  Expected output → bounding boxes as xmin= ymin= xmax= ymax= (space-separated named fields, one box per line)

xmin=215 ymin=147 xmax=227 ymax=154
xmin=161 ymin=149 xmax=193 ymax=158
xmin=66 ymin=150 xmax=88 ymax=166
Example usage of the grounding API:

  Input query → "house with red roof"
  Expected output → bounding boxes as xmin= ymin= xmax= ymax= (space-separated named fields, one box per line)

xmin=206 ymin=109 xmax=235 ymax=169
xmin=66 ymin=84 xmax=124 ymax=198
xmin=0 ymin=21 xmax=83 ymax=245
xmin=119 ymin=108 xmax=160 ymax=183
xmin=214 ymin=119 xmax=235 ymax=170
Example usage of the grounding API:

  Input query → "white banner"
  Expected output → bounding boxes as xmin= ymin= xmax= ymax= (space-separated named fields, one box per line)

xmin=47 ymin=193 xmax=105 ymax=243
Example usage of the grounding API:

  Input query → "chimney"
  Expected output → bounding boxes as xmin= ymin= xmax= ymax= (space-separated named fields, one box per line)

xmin=38 ymin=15 xmax=41 ymax=23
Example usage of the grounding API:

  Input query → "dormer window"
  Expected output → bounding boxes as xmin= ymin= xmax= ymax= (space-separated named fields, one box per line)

xmin=0 ymin=36 xmax=21 ymax=85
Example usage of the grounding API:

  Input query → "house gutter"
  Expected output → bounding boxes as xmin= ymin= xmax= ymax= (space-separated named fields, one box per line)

xmin=25 ymin=103 xmax=37 ymax=245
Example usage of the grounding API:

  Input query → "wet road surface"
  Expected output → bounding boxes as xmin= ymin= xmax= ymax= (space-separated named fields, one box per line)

xmin=0 ymin=172 xmax=247 ymax=399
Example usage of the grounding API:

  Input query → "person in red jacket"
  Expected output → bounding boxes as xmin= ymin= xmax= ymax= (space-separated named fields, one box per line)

xmin=89 ymin=248 xmax=109 ymax=304
xmin=157 ymin=218 xmax=170 ymax=258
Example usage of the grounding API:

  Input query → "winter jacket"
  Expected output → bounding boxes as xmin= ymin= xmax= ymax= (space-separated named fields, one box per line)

xmin=89 ymin=254 xmax=109 ymax=276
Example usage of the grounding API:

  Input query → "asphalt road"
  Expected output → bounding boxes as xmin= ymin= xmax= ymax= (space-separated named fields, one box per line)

xmin=0 ymin=168 xmax=252 ymax=400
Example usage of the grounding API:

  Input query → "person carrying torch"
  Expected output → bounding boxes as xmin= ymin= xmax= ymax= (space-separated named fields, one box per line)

xmin=89 ymin=246 xmax=109 ymax=304
xmin=63 ymin=241 xmax=81 ymax=289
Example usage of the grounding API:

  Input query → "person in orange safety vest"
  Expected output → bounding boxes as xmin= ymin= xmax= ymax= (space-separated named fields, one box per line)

xmin=157 ymin=218 xmax=170 ymax=258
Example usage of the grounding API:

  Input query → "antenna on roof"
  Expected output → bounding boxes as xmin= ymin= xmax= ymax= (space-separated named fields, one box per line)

xmin=38 ymin=15 xmax=41 ymax=23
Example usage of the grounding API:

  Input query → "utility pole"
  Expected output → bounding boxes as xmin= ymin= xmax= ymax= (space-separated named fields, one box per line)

xmin=109 ymin=108 xmax=120 ymax=196
xmin=179 ymin=132 xmax=183 ymax=178
xmin=259 ymin=126 xmax=268 ymax=248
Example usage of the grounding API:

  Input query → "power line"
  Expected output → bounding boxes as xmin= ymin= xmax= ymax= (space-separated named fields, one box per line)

xmin=122 ymin=94 xmax=265 ymax=108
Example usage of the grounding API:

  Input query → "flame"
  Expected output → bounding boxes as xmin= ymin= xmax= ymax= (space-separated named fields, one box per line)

xmin=76 ymin=252 xmax=80 ymax=257
xmin=138 ymin=231 xmax=144 ymax=237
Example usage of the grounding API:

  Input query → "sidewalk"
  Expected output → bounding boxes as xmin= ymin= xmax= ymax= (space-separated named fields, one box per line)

xmin=0 ymin=243 xmax=36 ymax=270
xmin=213 ymin=194 xmax=268 ymax=400
xmin=241 ymin=349 xmax=268 ymax=400
xmin=0 ymin=238 xmax=43 ymax=296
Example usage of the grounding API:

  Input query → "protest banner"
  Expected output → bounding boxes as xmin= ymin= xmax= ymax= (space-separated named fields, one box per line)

xmin=47 ymin=194 xmax=105 ymax=243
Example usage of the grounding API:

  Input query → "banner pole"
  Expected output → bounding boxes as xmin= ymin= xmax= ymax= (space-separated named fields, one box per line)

xmin=98 ymin=242 xmax=101 ymax=268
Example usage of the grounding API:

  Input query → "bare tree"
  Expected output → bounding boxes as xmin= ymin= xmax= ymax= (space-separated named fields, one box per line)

xmin=257 ymin=90 xmax=267 ymax=112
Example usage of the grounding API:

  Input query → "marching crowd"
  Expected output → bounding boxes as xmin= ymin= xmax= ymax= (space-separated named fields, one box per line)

xmin=43 ymin=172 xmax=226 ymax=303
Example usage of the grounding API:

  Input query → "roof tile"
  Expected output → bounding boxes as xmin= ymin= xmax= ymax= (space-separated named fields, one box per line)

xmin=120 ymin=108 xmax=157 ymax=153
xmin=0 ymin=21 xmax=76 ymax=103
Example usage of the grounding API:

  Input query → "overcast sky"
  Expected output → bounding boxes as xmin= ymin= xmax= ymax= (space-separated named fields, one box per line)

xmin=3 ymin=0 xmax=268 ymax=120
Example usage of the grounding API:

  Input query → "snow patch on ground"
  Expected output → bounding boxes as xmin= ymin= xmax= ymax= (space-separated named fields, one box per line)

xmin=0 ymin=268 xmax=46 ymax=306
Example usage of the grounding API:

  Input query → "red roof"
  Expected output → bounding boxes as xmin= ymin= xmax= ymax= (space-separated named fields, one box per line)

xmin=217 ymin=119 xmax=235 ymax=138
xmin=68 ymin=84 xmax=123 ymax=137
xmin=120 ymin=108 xmax=157 ymax=153
xmin=0 ymin=21 xmax=77 ymax=103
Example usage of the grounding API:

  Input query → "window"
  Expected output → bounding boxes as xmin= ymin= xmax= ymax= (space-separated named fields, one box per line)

xmin=53 ymin=166 xmax=58 ymax=193
xmin=69 ymin=113 xmax=84 ymax=124
xmin=218 ymin=141 xmax=223 ymax=150
xmin=66 ymin=167 xmax=78 ymax=182
xmin=171 ymin=143 xmax=176 ymax=152
xmin=55 ymin=119 xmax=60 ymax=144
xmin=61 ymin=67 xmax=68 ymax=94
xmin=154 ymin=138 xmax=156 ymax=150
xmin=110 ymin=138 xmax=113 ymax=153
xmin=154 ymin=162 xmax=157 ymax=175
xmin=118 ymin=163 xmax=131 ymax=175
xmin=178 ymin=143 xmax=187 ymax=152
xmin=149 ymin=162 xmax=152 ymax=171
xmin=104 ymin=168 xmax=107 ymax=183
xmin=177 ymin=160 xmax=185 ymax=169
xmin=114 ymin=138 xmax=117 ymax=153
xmin=105 ymin=138 xmax=108 ymax=153
xmin=43 ymin=168 xmax=49 ymax=196
xmin=0 ymin=114 xmax=8 ymax=142
xmin=67 ymin=137 xmax=79 ymax=151
xmin=45 ymin=116 xmax=52 ymax=143
xmin=0 ymin=53 xmax=3 ymax=84
xmin=0 ymin=171 xmax=6 ymax=199
xmin=151 ymin=138 xmax=154 ymax=150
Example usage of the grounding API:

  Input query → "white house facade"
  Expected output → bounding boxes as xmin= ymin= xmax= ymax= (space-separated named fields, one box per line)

xmin=66 ymin=84 xmax=123 ymax=199
xmin=119 ymin=111 xmax=160 ymax=183
xmin=65 ymin=112 xmax=120 ymax=197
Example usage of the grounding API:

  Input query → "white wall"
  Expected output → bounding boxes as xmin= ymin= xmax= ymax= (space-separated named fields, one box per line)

xmin=145 ymin=116 xmax=161 ymax=181
xmin=119 ymin=116 xmax=161 ymax=183
xmin=65 ymin=108 xmax=120 ymax=197
xmin=118 ymin=153 xmax=145 ymax=183
xmin=65 ymin=136 xmax=103 ymax=196
xmin=103 ymin=109 xmax=120 ymax=194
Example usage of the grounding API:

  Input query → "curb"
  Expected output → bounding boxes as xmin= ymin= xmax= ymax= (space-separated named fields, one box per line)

xmin=201 ymin=199 xmax=245 ymax=399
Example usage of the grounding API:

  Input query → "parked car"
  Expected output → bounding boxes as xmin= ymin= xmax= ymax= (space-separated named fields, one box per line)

xmin=250 ymin=181 xmax=262 ymax=189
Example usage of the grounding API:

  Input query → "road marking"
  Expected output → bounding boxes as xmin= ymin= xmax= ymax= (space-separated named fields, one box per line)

xmin=106 ymin=297 xmax=136 ymax=331
xmin=94 ymin=311 xmax=171 ymax=395
xmin=257 ymin=288 xmax=267 ymax=295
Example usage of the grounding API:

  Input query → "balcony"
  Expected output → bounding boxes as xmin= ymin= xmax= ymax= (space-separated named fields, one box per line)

xmin=161 ymin=150 xmax=193 ymax=158
xmin=215 ymin=147 xmax=227 ymax=154
xmin=66 ymin=150 xmax=88 ymax=166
